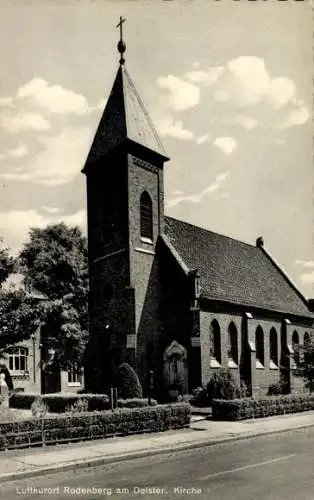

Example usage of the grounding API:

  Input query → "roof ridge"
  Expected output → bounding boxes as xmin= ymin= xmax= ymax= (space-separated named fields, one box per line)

xmin=122 ymin=67 xmax=167 ymax=155
xmin=260 ymin=246 xmax=311 ymax=305
xmin=165 ymin=215 xmax=256 ymax=249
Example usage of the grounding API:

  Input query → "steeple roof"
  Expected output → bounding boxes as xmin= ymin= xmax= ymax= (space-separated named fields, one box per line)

xmin=84 ymin=65 xmax=168 ymax=167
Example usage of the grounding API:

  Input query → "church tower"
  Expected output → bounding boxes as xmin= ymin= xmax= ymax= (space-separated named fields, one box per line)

xmin=82 ymin=19 xmax=169 ymax=392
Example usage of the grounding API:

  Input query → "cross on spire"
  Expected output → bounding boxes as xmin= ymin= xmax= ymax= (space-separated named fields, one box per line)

xmin=116 ymin=16 xmax=126 ymax=65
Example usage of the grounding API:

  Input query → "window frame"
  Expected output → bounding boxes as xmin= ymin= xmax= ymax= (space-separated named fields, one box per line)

xmin=227 ymin=322 xmax=238 ymax=368
xmin=269 ymin=327 xmax=278 ymax=369
xmin=67 ymin=365 xmax=83 ymax=386
xmin=255 ymin=326 xmax=265 ymax=369
xmin=292 ymin=331 xmax=300 ymax=366
xmin=210 ymin=320 xmax=221 ymax=367
xmin=140 ymin=191 xmax=153 ymax=243
xmin=8 ymin=347 xmax=29 ymax=374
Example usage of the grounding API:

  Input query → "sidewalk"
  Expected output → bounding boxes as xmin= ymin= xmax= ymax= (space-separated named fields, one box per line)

xmin=1 ymin=411 xmax=314 ymax=483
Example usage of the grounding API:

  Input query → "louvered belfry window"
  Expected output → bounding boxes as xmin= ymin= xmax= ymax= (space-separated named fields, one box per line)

xmin=140 ymin=191 xmax=153 ymax=241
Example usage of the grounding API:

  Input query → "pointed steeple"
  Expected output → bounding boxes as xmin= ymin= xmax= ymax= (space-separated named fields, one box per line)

xmin=83 ymin=66 xmax=168 ymax=170
xmin=83 ymin=23 xmax=169 ymax=174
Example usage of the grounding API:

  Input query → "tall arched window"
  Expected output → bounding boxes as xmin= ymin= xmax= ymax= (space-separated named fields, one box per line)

xmin=269 ymin=328 xmax=278 ymax=367
xmin=304 ymin=332 xmax=311 ymax=366
xmin=255 ymin=326 xmax=264 ymax=367
xmin=292 ymin=331 xmax=300 ymax=366
xmin=228 ymin=322 xmax=238 ymax=366
xmin=210 ymin=320 xmax=221 ymax=364
xmin=140 ymin=191 xmax=153 ymax=241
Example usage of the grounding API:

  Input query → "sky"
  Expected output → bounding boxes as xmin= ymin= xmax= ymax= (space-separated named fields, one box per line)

xmin=0 ymin=0 xmax=313 ymax=298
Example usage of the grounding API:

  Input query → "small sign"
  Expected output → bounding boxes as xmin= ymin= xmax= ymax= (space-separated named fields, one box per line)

xmin=191 ymin=337 xmax=200 ymax=347
xmin=127 ymin=335 xmax=136 ymax=348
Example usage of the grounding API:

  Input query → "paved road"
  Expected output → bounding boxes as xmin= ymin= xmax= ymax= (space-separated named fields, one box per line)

xmin=2 ymin=428 xmax=314 ymax=500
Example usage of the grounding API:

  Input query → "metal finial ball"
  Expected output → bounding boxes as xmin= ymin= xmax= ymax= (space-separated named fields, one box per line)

xmin=117 ymin=40 xmax=126 ymax=54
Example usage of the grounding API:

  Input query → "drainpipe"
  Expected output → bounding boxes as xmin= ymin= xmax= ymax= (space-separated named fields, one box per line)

xmin=31 ymin=334 xmax=36 ymax=384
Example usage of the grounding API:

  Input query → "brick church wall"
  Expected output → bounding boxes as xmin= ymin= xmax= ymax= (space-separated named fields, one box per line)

xmin=200 ymin=310 xmax=242 ymax=387
xmin=247 ymin=317 xmax=281 ymax=396
xmin=127 ymin=154 xmax=164 ymax=389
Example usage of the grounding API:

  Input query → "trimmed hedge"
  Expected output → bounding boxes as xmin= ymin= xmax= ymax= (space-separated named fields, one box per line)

xmin=212 ymin=393 xmax=314 ymax=421
xmin=116 ymin=363 xmax=143 ymax=399
xmin=0 ymin=403 xmax=190 ymax=450
xmin=9 ymin=393 xmax=157 ymax=413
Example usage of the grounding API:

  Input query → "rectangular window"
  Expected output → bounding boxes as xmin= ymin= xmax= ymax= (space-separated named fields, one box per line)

xmin=68 ymin=366 xmax=82 ymax=385
xmin=8 ymin=348 xmax=28 ymax=373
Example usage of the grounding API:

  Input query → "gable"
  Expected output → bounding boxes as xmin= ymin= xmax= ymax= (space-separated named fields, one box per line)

xmin=164 ymin=216 xmax=312 ymax=318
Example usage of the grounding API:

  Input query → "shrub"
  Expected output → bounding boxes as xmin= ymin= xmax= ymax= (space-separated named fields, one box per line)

xmin=0 ymin=403 xmax=190 ymax=450
xmin=212 ymin=393 xmax=314 ymax=421
xmin=31 ymin=397 xmax=48 ymax=418
xmin=207 ymin=369 xmax=241 ymax=403
xmin=190 ymin=387 xmax=208 ymax=407
xmin=10 ymin=393 xmax=155 ymax=413
xmin=267 ymin=383 xmax=282 ymax=396
xmin=116 ymin=363 xmax=143 ymax=399
xmin=67 ymin=398 xmax=89 ymax=414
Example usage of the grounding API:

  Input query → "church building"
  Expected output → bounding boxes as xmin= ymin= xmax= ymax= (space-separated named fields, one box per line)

xmin=83 ymin=26 xmax=314 ymax=398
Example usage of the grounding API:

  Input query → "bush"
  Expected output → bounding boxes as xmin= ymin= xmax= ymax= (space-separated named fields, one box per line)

xmin=267 ymin=383 xmax=282 ymax=396
xmin=10 ymin=393 xmax=155 ymax=413
xmin=207 ymin=369 xmax=241 ymax=404
xmin=212 ymin=393 xmax=314 ymax=421
xmin=189 ymin=387 xmax=208 ymax=407
xmin=0 ymin=403 xmax=190 ymax=450
xmin=116 ymin=363 xmax=143 ymax=399
xmin=31 ymin=397 xmax=48 ymax=418
xmin=67 ymin=398 xmax=89 ymax=414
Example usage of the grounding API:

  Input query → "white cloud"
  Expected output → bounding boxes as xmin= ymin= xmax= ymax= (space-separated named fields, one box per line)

xmin=62 ymin=209 xmax=86 ymax=232
xmin=212 ymin=57 xmax=270 ymax=106
xmin=230 ymin=115 xmax=258 ymax=129
xmin=279 ymin=105 xmax=310 ymax=129
xmin=8 ymin=144 xmax=29 ymax=158
xmin=216 ymin=173 xmax=229 ymax=182
xmin=0 ymin=126 xmax=93 ymax=185
xmin=0 ymin=97 xmax=13 ymax=106
xmin=17 ymin=78 xmax=90 ymax=115
xmin=185 ymin=67 xmax=225 ymax=87
xmin=0 ymin=210 xmax=49 ymax=253
xmin=196 ymin=134 xmax=209 ymax=145
xmin=214 ymin=137 xmax=237 ymax=155
xmin=42 ymin=206 xmax=64 ymax=214
xmin=0 ymin=112 xmax=51 ymax=133
xmin=166 ymin=173 xmax=229 ymax=208
xmin=157 ymin=75 xmax=200 ymax=111
xmin=0 ymin=208 xmax=86 ymax=253
xmin=300 ymin=271 xmax=314 ymax=284
xmin=156 ymin=115 xmax=194 ymax=140
xmin=216 ymin=192 xmax=230 ymax=199
xmin=295 ymin=260 xmax=314 ymax=268
xmin=196 ymin=56 xmax=309 ymax=128
xmin=267 ymin=78 xmax=296 ymax=109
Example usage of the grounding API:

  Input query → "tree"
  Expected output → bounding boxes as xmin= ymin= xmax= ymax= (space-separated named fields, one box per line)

xmin=295 ymin=338 xmax=314 ymax=393
xmin=0 ymin=239 xmax=14 ymax=286
xmin=0 ymin=289 xmax=40 ymax=351
xmin=0 ymin=240 xmax=36 ymax=353
xmin=18 ymin=223 xmax=89 ymax=368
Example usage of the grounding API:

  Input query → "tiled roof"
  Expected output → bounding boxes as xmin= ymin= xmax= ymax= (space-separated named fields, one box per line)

xmin=84 ymin=65 xmax=168 ymax=167
xmin=164 ymin=216 xmax=312 ymax=317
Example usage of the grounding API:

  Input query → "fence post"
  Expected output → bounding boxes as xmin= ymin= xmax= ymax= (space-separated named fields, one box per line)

xmin=113 ymin=388 xmax=118 ymax=409
xmin=110 ymin=387 xmax=114 ymax=411
xmin=148 ymin=370 xmax=154 ymax=405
